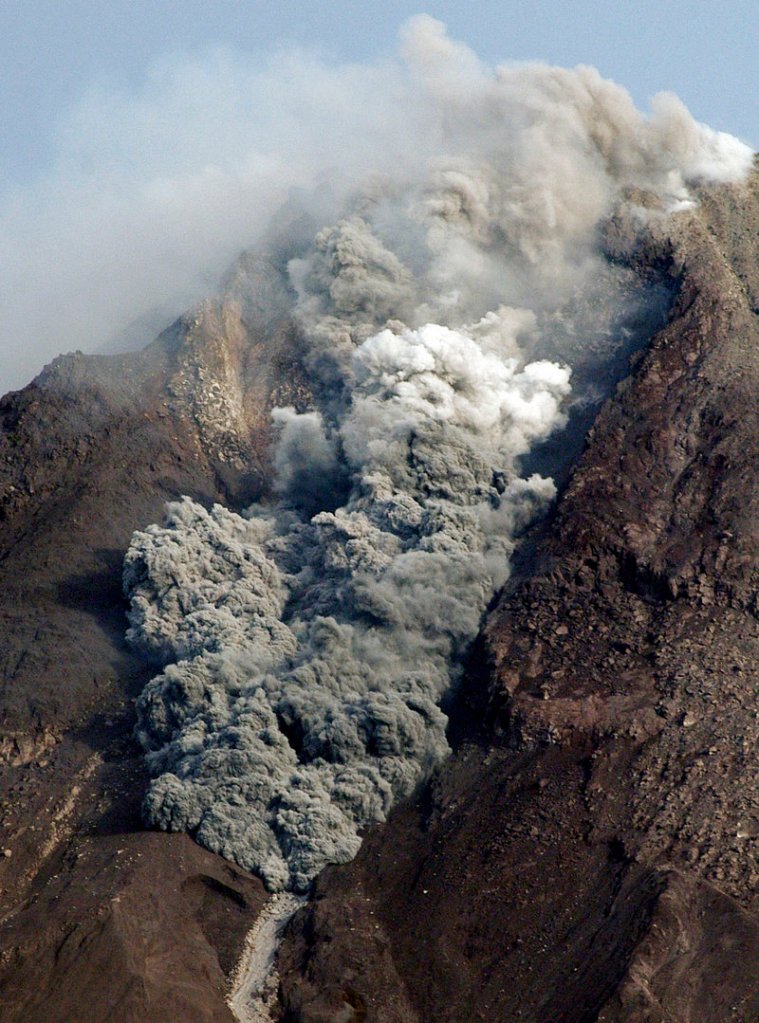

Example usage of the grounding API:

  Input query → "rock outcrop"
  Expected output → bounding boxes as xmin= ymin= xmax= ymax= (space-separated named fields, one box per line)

xmin=275 ymin=174 xmax=759 ymax=1022
xmin=0 ymin=254 xmax=307 ymax=1022
xmin=1 ymin=171 xmax=758 ymax=1022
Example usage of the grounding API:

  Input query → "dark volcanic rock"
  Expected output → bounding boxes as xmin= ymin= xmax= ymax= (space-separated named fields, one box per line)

xmin=2 ymin=170 xmax=759 ymax=1023
xmin=0 ymin=253 xmax=307 ymax=1022
xmin=0 ymin=832 xmax=267 ymax=1023
xmin=275 ymin=176 xmax=759 ymax=1020
xmin=0 ymin=251 xmax=307 ymax=731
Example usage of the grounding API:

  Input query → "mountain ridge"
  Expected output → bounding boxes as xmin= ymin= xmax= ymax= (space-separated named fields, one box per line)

xmin=0 ymin=171 xmax=757 ymax=1021
xmin=274 ymin=171 xmax=759 ymax=1023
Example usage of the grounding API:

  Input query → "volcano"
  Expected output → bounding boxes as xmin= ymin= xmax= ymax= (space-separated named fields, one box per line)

xmin=0 ymin=35 xmax=758 ymax=1023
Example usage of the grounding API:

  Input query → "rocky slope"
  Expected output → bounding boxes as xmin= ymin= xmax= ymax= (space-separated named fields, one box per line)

xmin=0 ymin=170 xmax=757 ymax=1023
xmin=275 ymin=174 xmax=759 ymax=1021
xmin=0 ymin=254 xmax=308 ymax=1021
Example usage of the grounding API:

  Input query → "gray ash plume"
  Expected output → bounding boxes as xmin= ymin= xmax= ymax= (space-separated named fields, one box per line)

xmin=123 ymin=17 xmax=752 ymax=891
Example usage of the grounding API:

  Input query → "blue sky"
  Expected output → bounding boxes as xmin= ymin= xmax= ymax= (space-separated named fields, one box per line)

xmin=1 ymin=1 xmax=757 ymax=392
xmin=2 ymin=0 xmax=757 ymax=184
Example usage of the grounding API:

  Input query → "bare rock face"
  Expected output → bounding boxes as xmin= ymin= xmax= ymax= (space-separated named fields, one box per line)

xmin=0 ymin=253 xmax=307 ymax=1022
xmin=597 ymin=870 xmax=759 ymax=1023
xmin=0 ymin=832 xmax=267 ymax=1023
xmin=274 ymin=176 xmax=759 ymax=1020
xmin=1 ymin=169 xmax=758 ymax=1023
xmin=0 ymin=251 xmax=307 ymax=732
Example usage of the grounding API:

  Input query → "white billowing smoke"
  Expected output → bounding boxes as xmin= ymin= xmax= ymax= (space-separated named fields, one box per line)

xmin=121 ymin=18 xmax=752 ymax=891
xmin=126 ymin=317 xmax=569 ymax=892
xmin=1 ymin=14 xmax=752 ymax=394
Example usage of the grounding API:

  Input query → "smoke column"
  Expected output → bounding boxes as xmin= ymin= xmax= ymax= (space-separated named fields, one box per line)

xmin=123 ymin=16 xmax=753 ymax=892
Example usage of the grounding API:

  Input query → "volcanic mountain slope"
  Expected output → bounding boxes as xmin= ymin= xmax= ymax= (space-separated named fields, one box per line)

xmin=0 ymin=167 xmax=756 ymax=1023
xmin=275 ymin=174 xmax=759 ymax=1021
xmin=0 ymin=251 xmax=307 ymax=731
xmin=0 ymin=254 xmax=308 ymax=1021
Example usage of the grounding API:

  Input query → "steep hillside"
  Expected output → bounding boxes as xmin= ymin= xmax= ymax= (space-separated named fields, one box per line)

xmin=0 ymin=252 xmax=306 ymax=730
xmin=275 ymin=174 xmax=759 ymax=1022
xmin=0 ymin=254 xmax=308 ymax=1022
xmin=0 ymin=167 xmax=757 ymax=1023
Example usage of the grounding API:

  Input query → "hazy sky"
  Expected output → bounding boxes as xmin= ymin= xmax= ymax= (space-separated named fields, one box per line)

xmin=3 ymin=0 xmax=755 ymax=184
xmin=1 ymin=1 xmax=757 ymax=391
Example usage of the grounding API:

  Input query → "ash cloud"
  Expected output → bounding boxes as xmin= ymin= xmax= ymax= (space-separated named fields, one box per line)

xmin=121 ymin=17 xmax=753 ymax=891
xmin=126 ymin=318 xmax=569 ymax=892
xmin=1 ymin=15 xmax=752 ymax=394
